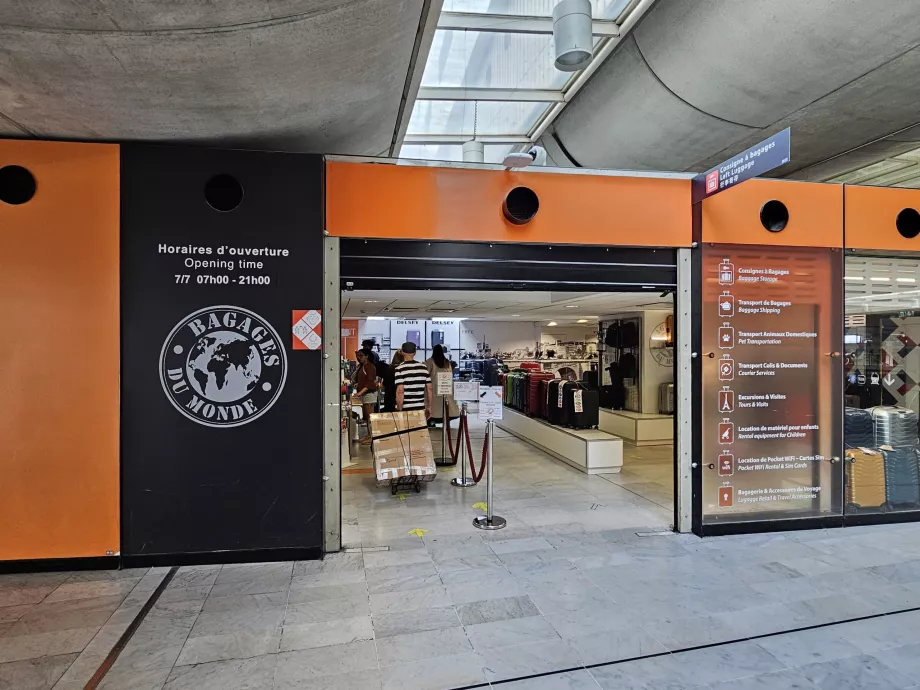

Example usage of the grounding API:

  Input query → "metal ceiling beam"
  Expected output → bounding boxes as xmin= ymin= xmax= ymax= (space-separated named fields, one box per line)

xmin=404 ymin=134 xmax=531 ymax=144
xmin=416 ymin=87 xmax=564 ymax=102
xmin=438 ymin=11 xmax=619 ymax=37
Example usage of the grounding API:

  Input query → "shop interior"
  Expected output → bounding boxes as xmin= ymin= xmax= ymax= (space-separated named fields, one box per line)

xmin=844 ymin=254 xmax=920 ymax=517
xmin=338 ymin=287 xmax=677 ymax=545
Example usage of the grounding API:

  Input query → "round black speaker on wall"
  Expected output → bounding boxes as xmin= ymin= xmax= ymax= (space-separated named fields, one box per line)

xmin=502 ymin=186 xmax=539 ymax=225
xmin=204 ymin=174 xmax=244 ymax=212
xmin=0 ymin=165 xmax=36 ymax=205
xmin=760 ymin=199 xmax=789 ymax=232
xmin=896 ymin=208 xmax=920 ymax=239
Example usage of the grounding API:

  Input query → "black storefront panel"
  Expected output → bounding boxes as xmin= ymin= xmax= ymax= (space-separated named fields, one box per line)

xmin=121 ymin=146 xmax=324 ymax=563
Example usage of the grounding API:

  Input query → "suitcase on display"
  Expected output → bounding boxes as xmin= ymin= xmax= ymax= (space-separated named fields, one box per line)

xmin=845 ymin=449 xmax=887 ymax=510
xmin=599 ymin=384 xmax=620 ymax=410
xmin=658 ymin=382 xmax=675 ymax=414
xmin=537 ymin=379 xmax=551 ymax=419
xmin=483 ymin=359 xmax=501 ymax=387
xmin=512 ymin=374 xmax=526 ymax=411
xmin=519 ymin=362 xmax=541 ymax=372
xmin=844 ymin=407 xmax=874 ymax=449
xmin=880 ymin=447 xmax=920 ymax=508
xmin=871 ymin=406 xmax=919 ymax=448
xmin=564 ymin=383 xmax=599 ymax=429
xmin=547 ymin=380 xmax=565 ymax=425
xmin=624 ymin=384 xmax=640 ymax=412
xmin=582 ymin=370 xmax=599 ymax=390
xmin=527 ymin=372 xmax=556 ymax=416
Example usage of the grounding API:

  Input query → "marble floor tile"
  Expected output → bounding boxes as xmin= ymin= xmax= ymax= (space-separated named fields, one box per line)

xmin=376 ymin=626 xmax=472 ymax=667
xmin=503 ymin=669 xmax=603 ymax=690
xmin=286 ymin=582 xmax=367 ymax=605
xmin=4 ymin=596 xmax=123 ymax=637
xmin=874 ymin=642 xmax=920 ymax=678
xmin=670 ymin=642 xmax=786 ymax=685
xmin=368 ymin=586 xmax=449 ymax=615
xmin=275 ymin=668 xmax=383 ymax=690
xmin=525 ymin=579 xmax=613 ymax=615
xmin=372 ymin=605 xmax=459 ymax=638
xmin=0 ymin=652 xmax=77 ymax=690
xmin=162 ymin=655 xmax=277 ymax=690
xmin=206 ymin=576 xmax=291 ymax=599
xmin=188 ymin=606 xmax=285 ymax=638
xmin=174 ymin=629 xmax=279 ymax=666
xmin=273 ymin=640 xmax=378 ymax=683
xmin=279 ymin=615 xmax=374 ymax=652
xmin=795 ymin=653 xmax=914 ymax=689
xmin=285 ymin=597 xmax=370 ymax=625
xmin=590 ymin=654 xmax=712 ymax=690
xmin=379 ymin=652 xmax=486 ymax=690
xmin=0 ymin=626 xmax=97 ymax=664
xmin=97 ymin=666 xmax=173 ymax=690
xmin=169 ymin=566 xmax=222 ymax=589
xmin=0 ymin=586 xmax=58 ymax=609
xmin=456 ymin=595 xmax=540 ymax=626
xmin=755 ymin=626 xmax=865 ymax=668
xmin=464 ymin=615 xmax=560 ymax=652
xmin=43 ymin=580 xmax=139 ymax=603
xmin=213 ymin=563 xmax=292 ymax=585
xmin=480 ymin=638 xmax=583 ymax=682
xmin=570 ymin=626 xmax=668 ymax=665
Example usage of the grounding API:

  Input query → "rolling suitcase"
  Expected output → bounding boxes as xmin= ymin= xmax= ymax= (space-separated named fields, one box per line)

xmin=871 ymin=406 xmax=919 ymax=448
xmin=845 ymin=449 xmax=887 ymax=510
xmin=564 ymin=383 xmax=599 ymax=429
xmin=582 ymin=370 xmax=599 ymax=390
xmin=527 ymin=372 xmax=555 ymax=416
xmin=547 ymin=380 xmax=565 ymax=425
xmin=844 ymin=407 xmax=874 ymax=449
xmin=658 ymin=382 xmax=675 ymax=414
xmin=881 ymin=447 xmax=920 ymax=508
xmin=519 ymin=362 xmax=541 ymax=372
xmin=537 ymin=379 xmax=550 ymax=419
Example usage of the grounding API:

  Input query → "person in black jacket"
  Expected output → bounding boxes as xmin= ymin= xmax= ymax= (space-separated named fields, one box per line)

xmin=379 ymin=350 xmax=404 ymax=412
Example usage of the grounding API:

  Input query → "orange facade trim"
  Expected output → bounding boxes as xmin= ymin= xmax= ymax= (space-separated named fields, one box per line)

xmin=844 ymin=185 xmax=920 ymax=252
xmin=326 ymin=161 xmax=692 ymax=247
xmin=701 ymin=179 xmax=843 ymax=248
xmin=0 ymin=140 xmax=120 ymax=561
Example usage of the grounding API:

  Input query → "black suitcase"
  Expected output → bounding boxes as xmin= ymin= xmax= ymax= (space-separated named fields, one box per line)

xmin=547 ymin=380 xmax=565 ymax=425
xmin=564 ymin=383 xmax=599 ymax=429
xmin=844 ymin=407 xmax=874 ymax=449
xmin=512 ymin=373 xmax=527 ymax=411
xmin=582 ymin=370 xmax=599 ymax=390
xmin=881 ymin=447 xmax=920 ymax=508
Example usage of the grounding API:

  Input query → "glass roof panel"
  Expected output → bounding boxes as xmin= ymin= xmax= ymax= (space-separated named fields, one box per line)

xmin=408 ymin=100 xmax=552 ymax=136
xmin=442 ymin=0 xmax=632 ymax=20
xmin=401 ymin=144 xmax=515 ymax=164
xmin=423 ymin=30 xmax=570 ymax=90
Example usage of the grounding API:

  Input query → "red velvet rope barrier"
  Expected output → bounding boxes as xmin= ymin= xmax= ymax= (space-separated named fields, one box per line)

xmin=468 ymin=418 xmax=488 ymax=483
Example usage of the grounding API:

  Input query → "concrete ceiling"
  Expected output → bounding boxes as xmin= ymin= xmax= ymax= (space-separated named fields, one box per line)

xmin=0 ymin=0 xmax=429 ymax=154
xmin=544 ymin=0 xmax=920 ymax=181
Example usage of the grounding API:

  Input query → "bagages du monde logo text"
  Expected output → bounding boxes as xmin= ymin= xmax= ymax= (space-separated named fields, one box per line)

xmin=160 ymin=306 xmax=287 ymax=427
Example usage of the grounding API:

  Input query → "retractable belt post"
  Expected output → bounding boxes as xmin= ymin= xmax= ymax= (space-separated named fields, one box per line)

xmin=451 ymin=403 xmax=475 ymax=488
xmin=473 ymin=419 xmax=506 ymax=530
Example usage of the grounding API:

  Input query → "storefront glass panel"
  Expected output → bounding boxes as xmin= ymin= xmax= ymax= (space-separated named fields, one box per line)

xmin=844 ymin=254 xmax=920 ymax=516
xmin=702 ymin=245 xmax=843 ymax=525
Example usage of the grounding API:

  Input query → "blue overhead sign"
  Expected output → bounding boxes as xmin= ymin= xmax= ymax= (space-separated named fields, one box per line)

xmin=693 ymin=128 xmax=791 ymax=203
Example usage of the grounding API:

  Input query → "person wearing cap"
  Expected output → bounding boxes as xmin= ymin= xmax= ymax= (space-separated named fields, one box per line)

xmin=394 ymin=341 xmax=432 ymax=415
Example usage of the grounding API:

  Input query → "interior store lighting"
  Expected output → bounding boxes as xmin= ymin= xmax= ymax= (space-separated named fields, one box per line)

xmin=577 ymin=319 xmax=588 ymax=323
xmin=547 ymin=321 xmax=558 ymax=326
xmin=843 ymin=276 xmax=864 ymax=281
xmin=897 ymin=278 xmax=917 ymax=283
xmin=870 ymin=277 xmax=891 ymax=281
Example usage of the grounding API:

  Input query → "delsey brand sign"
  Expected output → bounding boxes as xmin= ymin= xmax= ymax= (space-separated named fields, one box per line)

xmin=160 ymin=305 xmax=287 ymax=427
xmin=692 ymin=128 xmax=791 ymax=203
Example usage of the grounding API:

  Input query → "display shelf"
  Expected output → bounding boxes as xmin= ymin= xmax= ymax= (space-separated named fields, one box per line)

xmin=496 ymin=408 xmax=623 ymax=475
xmin=599 ymin=408 xmax=673 ymax=446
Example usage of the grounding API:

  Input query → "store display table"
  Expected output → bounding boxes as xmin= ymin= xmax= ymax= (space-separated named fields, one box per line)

xmin=496 ymin=408 xmax=623 ymax=475
xmin=599 ymin=409 xmax=673 ymax=446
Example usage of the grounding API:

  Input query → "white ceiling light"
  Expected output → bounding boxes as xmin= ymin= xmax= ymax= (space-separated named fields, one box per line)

xmin=510 ymin=314 xmax=520 ymax=317
xmin=843 ymin=276 xmax=864 ymax=281
xmin=552 ymin=0 xmax=593 ymax=72
xmin=364 ymin=300 xmax=380 ymax=303
xmin=565 ymin=304 xmax=578 ymax=308
xmin=547 ymin=321 xmax=558 ymax=326
xmin=871 ymin=277 xmax=891 ymax=282
xmin=577 ymin=319 xmax=588 ymax=323
xmin=897 ymin=277 xmax=917 ymax=283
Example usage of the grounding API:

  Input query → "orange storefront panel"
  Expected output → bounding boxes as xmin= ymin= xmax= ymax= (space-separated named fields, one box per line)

xmin=702 ymin=179 xmax=843 ymax=248
xmin=326 ymin=161 xmax=692 ymax=247
xmin=0 ymin=140 xmax=120 ymax=561
xmin=845 ymin=185 xmax=920 ymax=252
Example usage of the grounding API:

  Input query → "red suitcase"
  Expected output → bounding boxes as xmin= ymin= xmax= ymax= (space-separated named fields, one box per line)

xmin=527 ymin=373 xmax=556 ymax=416
xmin=519 ymin=362 xmax=541 ymax=372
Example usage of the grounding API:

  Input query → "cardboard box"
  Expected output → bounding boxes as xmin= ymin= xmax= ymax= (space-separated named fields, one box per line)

xmin=372 ymin=428 xmax=437 ymax=487
xmin=370 ymin=411 xmax=427 ymax=438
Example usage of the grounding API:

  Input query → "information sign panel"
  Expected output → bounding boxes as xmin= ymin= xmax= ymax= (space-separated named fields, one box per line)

xmin=436 ymin=371 xmax=453 ymax=396
xmin=454 ymin=381 xmax=480 ymax=401
xmin=702 ymin=245 xmax=842 ymax=524
xmin=479 ymin=386 xmax=503 ymax=421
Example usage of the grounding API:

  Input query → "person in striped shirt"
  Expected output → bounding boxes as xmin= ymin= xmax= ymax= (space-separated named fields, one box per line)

xmin=394 ymin=342 xmax=432 ymax=415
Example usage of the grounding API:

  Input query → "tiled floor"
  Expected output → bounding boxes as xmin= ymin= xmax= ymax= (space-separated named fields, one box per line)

xmin=600 ymin=442 xmax=674 ymax=511
xmin=8 ymin=427 xmax=920 ymax=689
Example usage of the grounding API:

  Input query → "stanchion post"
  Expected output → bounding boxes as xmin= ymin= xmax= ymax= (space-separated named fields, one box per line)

xmin=451 ymin=403 xmax=475 ymax=488
xmin=473 ymin=419 xmax=506 ymax=530
xmin=441 ymin=396 xmax=448 ymax=463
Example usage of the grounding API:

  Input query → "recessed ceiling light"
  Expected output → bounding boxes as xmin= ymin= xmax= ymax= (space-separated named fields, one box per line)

xmin=510 ymin=314 xmax=520 ymax=317
xmin=844 ymin=276 xmax=864 ymax=281
xmin=577 ymin=319 xmax=588 ymax=323
xmin=897 ymin=277 xmax=917 ymax=283
xmin=565 ymin=305 xmax=578 ymax=308
xmin=364 ymin=300 xmax=379 ymax=303
xmin=871 ymin=277 xmax=891 ymax=282
xmin=547 ymin=321 xmax=558 ymax=326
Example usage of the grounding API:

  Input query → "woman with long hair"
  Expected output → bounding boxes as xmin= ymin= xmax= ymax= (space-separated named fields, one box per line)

xmin=352 ymin=350 xmax=377 ymax=445
xmin=425 ymin=344 xmax=458 ymax=426
xmin=380 ymin=350 xmax=405 ymax=413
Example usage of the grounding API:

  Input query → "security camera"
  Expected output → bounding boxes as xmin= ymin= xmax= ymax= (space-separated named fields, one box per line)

xmin=502 ymin=145 xmax=547 ymax=169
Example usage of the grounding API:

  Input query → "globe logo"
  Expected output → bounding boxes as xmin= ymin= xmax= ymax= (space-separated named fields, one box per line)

xmin=160 ymin=306 xmax=286 ymax=427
